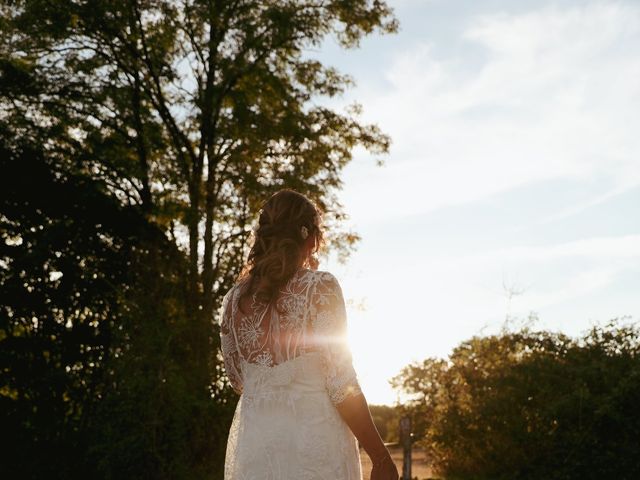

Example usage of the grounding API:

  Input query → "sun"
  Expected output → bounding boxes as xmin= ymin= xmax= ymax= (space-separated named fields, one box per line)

xmin=345 ymin=305 xmax=408 ymax=406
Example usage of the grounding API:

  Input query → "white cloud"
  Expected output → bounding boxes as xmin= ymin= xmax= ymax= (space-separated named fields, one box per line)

xmin=341 ymin=2 xmax=640 ymax=224
xmin=343 ymin=232 xmax=640 ymax=402
xmin=322 ymin=2 xmax=640 ymax=404
xmin=452 ymin=234 xmax=640 ymax=265
xmin=516 ymin=181 xmax=635 ymax=228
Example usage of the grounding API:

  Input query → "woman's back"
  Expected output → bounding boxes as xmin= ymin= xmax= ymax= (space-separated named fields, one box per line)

xmin=223 ymin=267 xmax=316 ymax=368
xmin=218 ymin=268 xmax=364 ymax=479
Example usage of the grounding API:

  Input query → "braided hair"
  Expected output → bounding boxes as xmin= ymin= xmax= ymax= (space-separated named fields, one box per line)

xmin=236 ymin=189 xmax=324 ymax=314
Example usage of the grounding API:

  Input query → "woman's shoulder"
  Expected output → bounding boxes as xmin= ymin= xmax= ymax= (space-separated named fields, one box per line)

xmin=220 ymin=279 xmax=246 ymax=310
xmin=313 ymin=269 xmax=338 ymax=282
xmin=227 ymin=274 xmax=251 ymax=294
xmin=222 ymin=282 xmax=240 ymax=300
xmin=299 ymin=268 xmax=334 ymax=281
xmin=305 ymin=269 xmax=342 ymax=293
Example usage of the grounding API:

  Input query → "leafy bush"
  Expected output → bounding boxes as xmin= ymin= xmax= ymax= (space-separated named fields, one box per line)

xmin=0 ymin=141 xmax=235 ymax=479
xmin=370 ymin=404 xmax=401 ymax=443
xmin=392 ymin=319 xmax=640 ymax=480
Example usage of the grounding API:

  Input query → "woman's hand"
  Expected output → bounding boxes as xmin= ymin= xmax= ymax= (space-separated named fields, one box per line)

xmin=370 ymin=452 xmax=399 ymax=480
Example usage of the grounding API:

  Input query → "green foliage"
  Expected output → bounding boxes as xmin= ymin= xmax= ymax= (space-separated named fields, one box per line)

xmin=0 ymin=136 xmax=241 ymax=478
xmin=391 ymin=320 xmax=640 ymax=480
xmin=0 ymin=1 xmax=396 ymax=478
xmin=0 ymin=1 xmax=397 ymax=298
xmin=370 ymin=403 xmax=401 ymax=443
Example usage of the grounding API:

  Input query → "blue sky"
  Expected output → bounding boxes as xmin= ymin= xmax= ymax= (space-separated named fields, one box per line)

xmin=315 ymin=0 xmax=640 ymax=405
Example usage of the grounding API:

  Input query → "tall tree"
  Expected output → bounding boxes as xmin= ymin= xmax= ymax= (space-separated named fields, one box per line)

xmin=0 ymin=135 xmax=201 ymax=478
xmin=1 ymin=1 xmax=397 ymax=477
xmin=0 ymin=0 xmax=397 ymax=326
xmin=391 ymin=320 xmax=640 ymax=480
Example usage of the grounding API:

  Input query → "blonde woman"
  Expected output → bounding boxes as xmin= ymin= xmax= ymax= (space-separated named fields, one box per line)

xmin=218 ymin=189 xmax=398 ymax=480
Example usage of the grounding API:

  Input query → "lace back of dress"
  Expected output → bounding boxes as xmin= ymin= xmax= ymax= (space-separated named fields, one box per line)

xmin=220 ymin=268 xmax=363 ymax=405
xmin=230 ymin=270 xmax=314 ymax=368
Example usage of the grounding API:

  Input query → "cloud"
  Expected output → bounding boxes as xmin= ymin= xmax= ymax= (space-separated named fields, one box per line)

xmin=452 ymin=233 xmax=640 ymax=265
xmin=344 ymin=232 xmax=640 ymax=367
xmin=323 ymin=2 xmax=640 ymax=404
xmin=341 ymin=1 xmax=640 ymax=224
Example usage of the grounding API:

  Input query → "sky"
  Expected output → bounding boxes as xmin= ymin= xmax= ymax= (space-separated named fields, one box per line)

xmin=314 ymin=0 xmax=640 ymax=405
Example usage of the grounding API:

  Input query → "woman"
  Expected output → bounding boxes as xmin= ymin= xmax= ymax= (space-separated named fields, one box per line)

xmin=218 ymin=189 xmax=399 ymax=480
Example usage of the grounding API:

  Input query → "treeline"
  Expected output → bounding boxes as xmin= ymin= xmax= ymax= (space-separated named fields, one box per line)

xmin=0 ymin=1 xmax=396 ymax=478
xmin=1 ymin=138 xmax=237 ymax=478
xmin=369 ymin=404 xmax=401 ymax=443
xmin=391 ymin=320 xmax=640 ymax=480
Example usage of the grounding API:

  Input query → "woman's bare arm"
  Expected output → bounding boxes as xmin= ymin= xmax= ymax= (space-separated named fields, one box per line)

xmin=335 ymin=392 xmax=399 ymax=480
xmin=312 ymin=272 xmax=398 ymax=478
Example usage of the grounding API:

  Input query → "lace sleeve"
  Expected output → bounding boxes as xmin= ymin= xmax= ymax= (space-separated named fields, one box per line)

xmin=311 ymin=272 xmax=362 ymax=405
xmin=219 ymin=289 xmax=243 ymax=395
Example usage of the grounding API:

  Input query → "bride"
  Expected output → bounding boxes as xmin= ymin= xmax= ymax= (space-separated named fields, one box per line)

xmin=218 ymin=189 xmax=399 ymax=480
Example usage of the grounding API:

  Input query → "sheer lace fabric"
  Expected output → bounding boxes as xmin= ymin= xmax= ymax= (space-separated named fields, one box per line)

xmin=218 ymin=269 xmax=363 ymax=479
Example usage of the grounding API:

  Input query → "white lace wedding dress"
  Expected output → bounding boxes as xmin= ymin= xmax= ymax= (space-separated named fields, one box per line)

xmin=218 ymin=269 xmax=363 ymax=480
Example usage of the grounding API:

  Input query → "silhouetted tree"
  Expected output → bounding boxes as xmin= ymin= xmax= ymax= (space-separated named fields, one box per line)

xmin=392 ymin=319 xmax=640 ymax=480
xmin=1 ymin=1 xmax=397 ymax=477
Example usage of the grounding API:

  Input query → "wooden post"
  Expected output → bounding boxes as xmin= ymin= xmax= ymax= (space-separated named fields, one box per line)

xmin=400 ymin=416 xmax=412 ymax=480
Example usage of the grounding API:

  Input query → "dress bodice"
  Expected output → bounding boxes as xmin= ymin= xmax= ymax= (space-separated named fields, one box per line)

xmin=218 ymin=269 xmax=362 ymax=405
xmin=241 ymin=351 xmax=326 ymax=396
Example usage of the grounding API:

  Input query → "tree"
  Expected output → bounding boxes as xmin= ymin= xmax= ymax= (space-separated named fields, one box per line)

xmin=1 ymin=0 xmax=397 ymax=325
xmin=391 ymin=319 xmax=640 ymax=480
xmin=1 ymin=1 xmax=398 ymax=477
xmin=0 ymin=135 xmax=205 ymax=478
xmin=369 ymin=403 xmax=401 ymax=443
